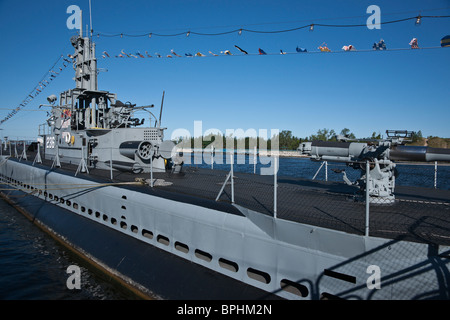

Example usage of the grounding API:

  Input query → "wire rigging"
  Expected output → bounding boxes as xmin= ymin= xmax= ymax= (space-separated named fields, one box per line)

xmin=94 ymin=15 xmax=450 ymax=38
xmin=0 ymin=54 xmax=73 ymax=126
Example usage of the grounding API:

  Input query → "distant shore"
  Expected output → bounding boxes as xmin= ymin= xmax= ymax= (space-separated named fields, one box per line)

xmin=175 ymin=148 xmax=307 ymax=158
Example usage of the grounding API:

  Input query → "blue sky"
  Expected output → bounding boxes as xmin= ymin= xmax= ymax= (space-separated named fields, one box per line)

xmin=0 ymin=0 xmax=449 ymax=141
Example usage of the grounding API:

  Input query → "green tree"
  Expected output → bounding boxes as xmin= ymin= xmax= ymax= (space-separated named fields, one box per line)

xmin=277 ymin=130 xmax=301 ymax=150
xmin=371 ymin=131 xmax=382 ymax=140
xmin=339 ymin=128 xmax=356 ymax=139
xmin=311 ymin=128 xmax=336 ymax=141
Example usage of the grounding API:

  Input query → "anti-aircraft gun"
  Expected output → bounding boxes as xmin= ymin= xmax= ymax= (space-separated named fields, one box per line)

xmin=297 ymin=130 xmax=450 ymax=203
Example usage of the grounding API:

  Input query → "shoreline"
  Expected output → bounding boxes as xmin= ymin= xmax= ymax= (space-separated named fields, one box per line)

xmin=175 ymin=148 xmax=307 ymax=158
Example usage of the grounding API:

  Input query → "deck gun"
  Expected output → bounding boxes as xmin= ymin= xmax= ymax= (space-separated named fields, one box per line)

xmin=297 ymin=130 xmax=450 ymax=203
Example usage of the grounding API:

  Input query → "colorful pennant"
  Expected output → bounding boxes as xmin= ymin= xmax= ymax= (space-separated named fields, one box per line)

xmin=95 ymin=36 xmax=450 ymax=60
xmin=342 ymin=45 xmax=356 ymax=51
xmin=373 ymin=39 xmax=387 ymax=50
xmin=409 ymin=38 xmax=419 ymax=49
xmin=318 ymin=43 xmax=331 ymax=52
xmin=234 ymin=45 xmax=248 ymax=54
xmin=441 ymin=35 xmax=450 ymax=47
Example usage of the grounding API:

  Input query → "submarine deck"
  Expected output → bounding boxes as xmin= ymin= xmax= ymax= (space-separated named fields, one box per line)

xmin=7 ymin=155 xmax=450 ymax=246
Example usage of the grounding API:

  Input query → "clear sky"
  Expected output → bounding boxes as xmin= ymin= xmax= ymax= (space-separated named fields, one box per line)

xmin=0 ymin=0 xmax=449 ymax=141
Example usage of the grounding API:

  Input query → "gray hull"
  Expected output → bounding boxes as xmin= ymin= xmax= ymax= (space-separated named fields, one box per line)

xmin=1 ymin=156 xmax=449 ymax=300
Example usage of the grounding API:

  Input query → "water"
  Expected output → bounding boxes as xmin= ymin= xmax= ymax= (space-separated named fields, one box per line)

xmin=186 ymin=153 xmax=450 ymax=190
xmin=1 ymin=155 xmax=448 ymax=300
xmin=0 ymin=200 xmax=139 ymax=300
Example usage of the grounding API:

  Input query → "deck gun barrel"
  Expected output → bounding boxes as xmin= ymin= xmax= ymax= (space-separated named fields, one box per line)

xmin=298 ymin=136 xmax=449 ymax=203
xmin=298 ymin=141 xmax=450 ymax=163
xmin=389 ymin=145 xmax=450 ymax=162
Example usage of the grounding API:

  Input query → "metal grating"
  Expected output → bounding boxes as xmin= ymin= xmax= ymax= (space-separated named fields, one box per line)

xmin=144 ymin=129 xmax=159 ymax=141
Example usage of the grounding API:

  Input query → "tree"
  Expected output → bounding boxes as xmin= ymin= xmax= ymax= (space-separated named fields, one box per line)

xmin=371 ymin=131 xmax=381 ymax=140
xmin=339 ymin=128 xmax=356 ymax=139
xmin=311 ymin=128 xmax=336 ymax=141
xmin=278 ymin=130 xmax=301 ymax=150
xmin=411 ymin=130 xmax=423 ymax=144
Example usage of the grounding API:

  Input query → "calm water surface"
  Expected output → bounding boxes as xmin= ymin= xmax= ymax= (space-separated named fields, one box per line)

xmin=0 ymin=199 xmax=139 ymax=300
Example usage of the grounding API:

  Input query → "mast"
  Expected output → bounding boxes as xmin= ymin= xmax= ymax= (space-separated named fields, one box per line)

xmin=68 ymin=6 xmax=99 ymax=129
xmin=71 ymin=7 xmax=97 ymax=92
xmin=72 ymin=36 xmax=97 ymax=91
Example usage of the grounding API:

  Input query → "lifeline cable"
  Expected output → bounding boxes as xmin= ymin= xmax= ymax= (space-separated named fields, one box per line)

xmin=95 ymin=15 xmax=450 ymax=38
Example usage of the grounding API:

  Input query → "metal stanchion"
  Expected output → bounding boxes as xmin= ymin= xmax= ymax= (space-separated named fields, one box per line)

xmin=230 ymin=151 xmax=234 ymax=204
xmin=274 ymin=155 xmax=278 ymax=219
xmin=365 ymin=160 xmax=370 ymax=237
xmin=253 ymin=146 xmax=257 ymax=174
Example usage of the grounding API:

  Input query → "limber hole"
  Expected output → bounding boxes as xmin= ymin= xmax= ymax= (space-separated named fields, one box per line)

xmin=175 ymin=241 xmax=189 ymax=254
xmin=280 ymin=279 xmax=309 ymax=297
xmin=142 ymin=229 xmax=153 ymax=239
xmin=195 ymin=249 xmax=212 ymax=262
xmin=247 ymin=267 xmax=271 ymax=284
xmin=157 ymin=234 xmax=170 ymax=246
xmin=218 ymin=258 xmax=239 ymax=273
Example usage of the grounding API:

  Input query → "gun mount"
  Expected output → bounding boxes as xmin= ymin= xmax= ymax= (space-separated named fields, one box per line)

xmin=298 ymin=130 xmax=450 ymax=203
